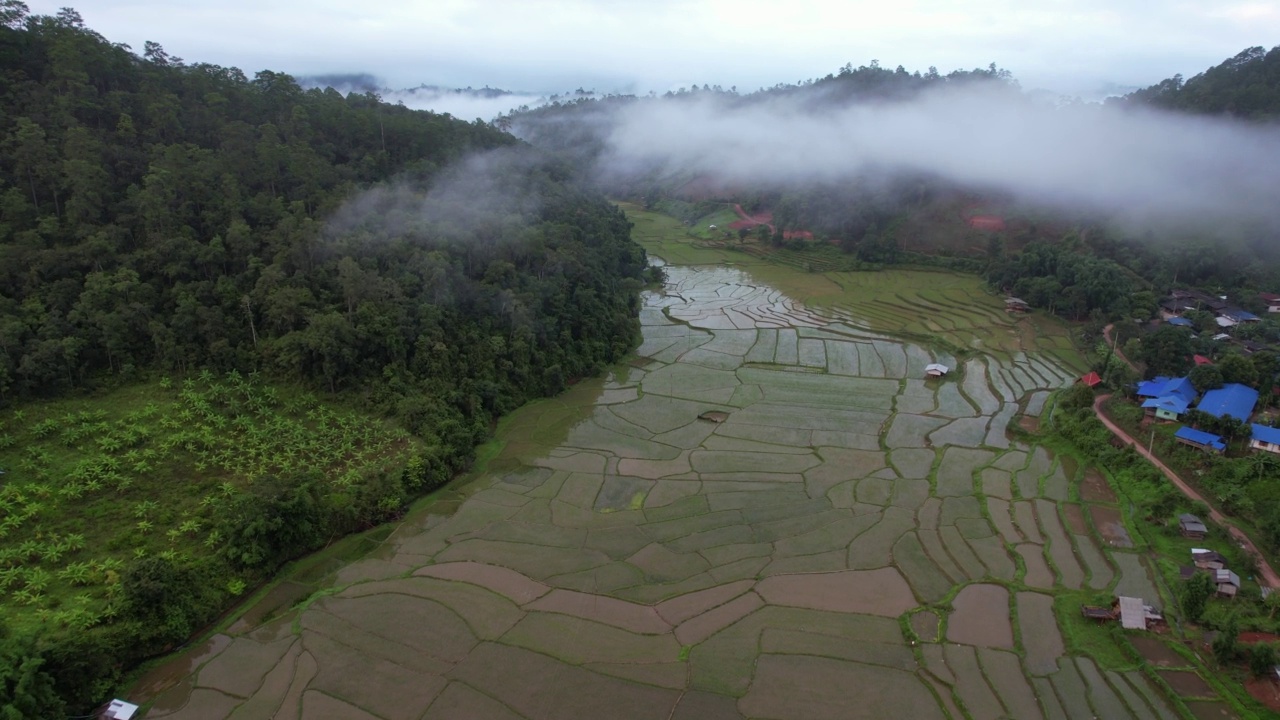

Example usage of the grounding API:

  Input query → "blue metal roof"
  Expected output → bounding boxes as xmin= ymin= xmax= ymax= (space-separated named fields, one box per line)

xmin=1167 ymin=317 xmax=1194 ymax=327
xmin=1176 ymin=426 xmax=1227 ymax=451
xmin=1252 ymin=424 xmax=1280 ymax=445
xmin=1196 ymin=383 xmax=1258 ymax=421
xmin=1142 ymin=396 xmax=1191 ymax=414
xmin=1224 ymin=308 xmax=1260 ymax=322
xmin=1137 ymin=376 xmax=1175 ymax=397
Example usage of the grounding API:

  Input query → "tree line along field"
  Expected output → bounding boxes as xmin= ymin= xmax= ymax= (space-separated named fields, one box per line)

xmin=123 ymin=217 xmax=1265 ymax=718
xmin=0 ymin=372 xmax=418 ymax=631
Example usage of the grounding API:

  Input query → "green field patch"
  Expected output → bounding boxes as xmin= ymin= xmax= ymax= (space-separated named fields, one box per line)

xmin=1042 ymin=461 xmax=1071 ymax=501
xmin=435 ymin=539 xmax=610 ymax=580
xmin=1109 ymin=671 xmax=1173 ymax=720
xmin=627 ymin=543 xmax=711 ymax=583
xmin=935 ymin=447 xmax=993 ymax=497
xmin=855 ymin=477 xmax=893 ymax=506
xmin=1074 ymin=533 xmax=1115 ymax=590
xmin=984 ymin=403 xmax=1017 ymax=449
xmin=756 ymin=568 xmax=916 ymax=617
xmin=940 ymin=496 xmax=984 ymax=525
xmin=667 ymin=524 xmax=757 ymax=553
xmin=823 ymin=340 xmax=861 ymax=375
xmin=1031 ymin=677 xmax=1070 ymax=720
xmin=929 ymin=416 xmax=991 ymax=448
xmin=449 ymin=642 xmax=682 ymax=720
xmin=565 ymin=421 xmax=683 ymax=460
xmin=947 ymin=584 xmax=1013 ymax=648
xmin=338 ymin=577 xmax=524 ymax=640
xmin=305 ymin=636 xmax=443 ymax=720
xmin=939 ymin=526 xmax=988 ymax=579
xmin=1012 ymin=500 xmax=1045 ymax=543
xmin=775 ymin=514 xmax=881 ymax=557
xmin=195 ymin=635 xmax=298 ymax=700
xmin=944 ymin=643 xmax=1008 ymax=720
xmin=1075 ymin=657 xmax=1135 ymax=719
xmin=473 ymin=520 xmax=588 ymax=549
xmin=678 ymin=347 xmax=745 ymax=372
xmin=774 ymin=328 xmax=800 ymax=364
xmin=1121 ymin=670 xmax=1182 ymax=719
xmin=547 ymin=562 xmax=647 ymax=593
xmin=1017 ymin=591 xmax=1065 ymax=676
xmin=1111 ymin=552 xmax=1161 ymax=606
xmin=595 ymin=476 xmax=655 ymax=511
xmin=1035 ymin=500 xmax=1085 ymax=589
xmin=918 ymin=529 xmax=965 ymax=584
xmin=893 ymin=532 xmax=954 ymax=603
xmin=1016 ymin=544 xmax=1056 ymax=589
xmin=890 ymin=478 xmax=931 ymax=509
xmin=761 ymin=627 xmax=916 ymax=670
xmin=740 ymin=654 xmax=944 ymax=720
xmin=847 ymin=507 xmax=916 ymax=570
xmin=933 ymin=382 xmax=978 ymax=418
xmin=978 ymin=647 xmax=1043 ymax=720
xmin=690 ymin=449 xmax=819 ymax=474
xmin=1014 ymin=445 xmax=1054 ymax=497
xmin=886 ymin=414 xmax=950 ymax=449
xmin=420 ymin=683 xmax=523 ymax=720
xmin=987 ymin=499 xmax=1022 ymax=543
xmin=500 ymin=612 xmax=680 ymax=665
xmin=980 ymin=468 xmax=1013 ymax=500
xmin=797 ymin=338 xmax=828 ymax=368
xmin=967 ymin=535 xmax=1017 ymax=580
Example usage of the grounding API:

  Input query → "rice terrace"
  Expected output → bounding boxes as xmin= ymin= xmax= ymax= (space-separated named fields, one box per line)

xmin=128 ymin=205 xmax=1230 ymax=719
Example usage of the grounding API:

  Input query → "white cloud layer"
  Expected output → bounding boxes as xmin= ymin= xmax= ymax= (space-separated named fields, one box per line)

xmin=27 ymin=0 xmax=1280 ymax=97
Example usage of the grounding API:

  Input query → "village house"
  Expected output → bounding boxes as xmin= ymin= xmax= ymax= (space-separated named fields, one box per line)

xmin=1005 ymin=297 xmax=1030 ymax=313
xmin=1260 ymin=292 xmax=1280 ymax=313
xmin=1175 ymin=426 xmax=1227 ymax=454
xmin=1179 ymin=514 xmax=1210 ymax=539
xmin=1136 ymin=376 xmax=1196 ymax=421
xmin=925 ymin=363 xmax=949 ymax=378
xmin=1195 ymin=383 xmax=1258 ymax=422
xmin=1080 ymin=371 xmax=1102 ymax=388
xmin=1250 ymin=424 xmax=1280 ymax=454
xmin=1191 ymin=549 xmax=1228 ymax=570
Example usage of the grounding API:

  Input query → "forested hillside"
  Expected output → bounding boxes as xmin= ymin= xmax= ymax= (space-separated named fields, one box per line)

xmin=1120 ymin=45 xmax=1280 ymax=118
xmin=0 ymin=5 xmax=651 ymax=715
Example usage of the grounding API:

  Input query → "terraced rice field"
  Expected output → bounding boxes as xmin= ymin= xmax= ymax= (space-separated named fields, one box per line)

xmin=134 ymin=238 xmax=1184 ymax=718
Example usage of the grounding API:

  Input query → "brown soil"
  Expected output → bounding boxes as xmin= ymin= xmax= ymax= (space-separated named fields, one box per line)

xmin=414 ymin=561 xmax=551 ymax=604
xmin=1240 ymin=631 xmax=1280 ymax=644
xmin=1129 ymin=636 xmax=1187 ymax=667
xmin=1081 ymin=468 xmax=1118 ymax=503
xmin=754 ymin=568 xmax=917 ymax=618
xmin=911 ymin=611 xmax=940 ymax=642
xmin=1245 ymin=677 xmax=1280 ymax=713
xmin=1185 ymin=700 xmax=1242 ymax=719
xmin=1063 ymin=503 xmax=1087 ymax=534
xmin=1017 ymin=415 xmax=1039 ymax=433
xmin=1089 ymin=505 xmax=1133 ymax=548
xmin=526 ymin=589 xmax=671 ymax=634
xmin=946 ymin=584 xmax=1014 ymax=649
xmin=1159 ymin=670 xmax=1215 ymax=697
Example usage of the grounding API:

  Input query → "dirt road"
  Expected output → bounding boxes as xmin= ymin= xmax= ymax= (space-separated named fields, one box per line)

xmin=1093 ymin=393 xmax=1280 ymax=588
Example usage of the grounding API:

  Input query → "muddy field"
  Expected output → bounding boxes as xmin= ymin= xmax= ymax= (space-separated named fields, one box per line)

xmin=133 ymin=259 xmax=1184 ymax=719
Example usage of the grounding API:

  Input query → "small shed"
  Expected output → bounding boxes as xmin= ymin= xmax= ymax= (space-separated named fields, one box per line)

xmin=925 ymin=363 xmax=949 ymax=378
xmin=1215 ymin=569 xmax=1241 ymax=598
xmin=1174 ymin=427 xmax=1226 ymax=454
xmin=1005 ymin=297 xmax=1030 ymax=313
xmin=1081 ymin=605 xmax=1113 ymax=622
xmin=1191 ymin=548 xmax=1227 ymax=570
xmin=1167 ymin=317 xmax=1194 ymax=327
xmin=102 ymin=700 xmax=139 ymax=720
xmin=1117 ymin=596 xmax=1147 ymax=630
xmin=1179 ymin=514 xmax=1209 ymax=539
xmin=1080 ymin=371 xmax=1102 ymax=388
xmin=1193 ymin=354 xmax=1214 ymax=366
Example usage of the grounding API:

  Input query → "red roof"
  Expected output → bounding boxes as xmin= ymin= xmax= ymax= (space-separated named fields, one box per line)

xmin=1194 ymin=355 xmax=1214 ymax=366
xmin=1080 ymin=371 xmax=1102 ymax=387
xmin=1260 ymin=292 xmax=1280 ymax=302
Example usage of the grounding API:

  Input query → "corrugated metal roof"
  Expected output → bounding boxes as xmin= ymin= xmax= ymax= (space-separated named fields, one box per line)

xmin=1176 ymin=426 xmax=1226 ymax=452
xmin=1118 ymin=596 xmax=1146 ymax=630
xmin=1252 ymin=424 xmax=1280 ymax=446
xmin=1197 ymin=383 xmax=1258 ymax=421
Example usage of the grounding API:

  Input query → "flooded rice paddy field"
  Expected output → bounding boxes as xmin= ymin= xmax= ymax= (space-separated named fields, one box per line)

xmin=137 ymin=264 xmax=1184 ymax=719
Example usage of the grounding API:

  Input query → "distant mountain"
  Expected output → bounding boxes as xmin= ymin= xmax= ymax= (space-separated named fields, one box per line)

xmin=298 ymin=74 xmax=601 ymax=120
xmin=1117 ymin=45 xmax=1280 ymax=118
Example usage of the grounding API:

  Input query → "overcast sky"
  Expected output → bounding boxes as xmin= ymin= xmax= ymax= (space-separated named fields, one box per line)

xmin=28 ymin=0 xmax=1280 ymax=100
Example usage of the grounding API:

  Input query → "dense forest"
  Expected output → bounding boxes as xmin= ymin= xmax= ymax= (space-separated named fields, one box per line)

xmin=0 ymin=4 xmax=651 ymax=715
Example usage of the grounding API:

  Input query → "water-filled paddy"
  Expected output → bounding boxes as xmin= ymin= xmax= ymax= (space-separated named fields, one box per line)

xmin=134 ymin=254 xmax=1181 ymax=719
